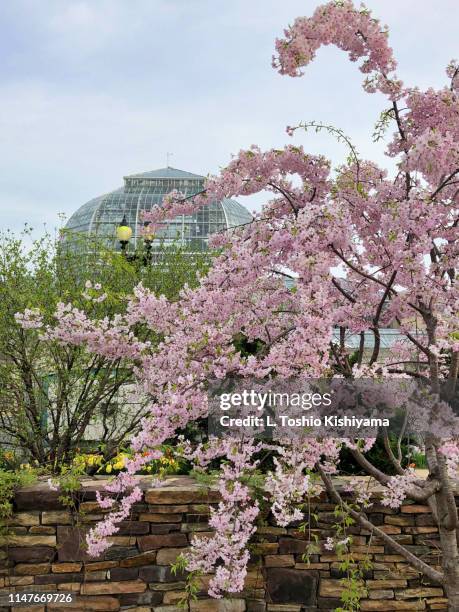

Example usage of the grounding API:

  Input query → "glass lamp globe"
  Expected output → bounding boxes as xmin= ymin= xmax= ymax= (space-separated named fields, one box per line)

xmin=116 ymin=216 xmax=133 ymax=242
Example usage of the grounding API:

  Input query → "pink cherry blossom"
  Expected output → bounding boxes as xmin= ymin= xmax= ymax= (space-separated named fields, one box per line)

xmin=35 ymin=1 xmax=459 ymax=601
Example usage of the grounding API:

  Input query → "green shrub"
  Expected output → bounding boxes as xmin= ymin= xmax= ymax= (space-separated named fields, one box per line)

xmin=0 ymin=468 xmax=37 ymax=533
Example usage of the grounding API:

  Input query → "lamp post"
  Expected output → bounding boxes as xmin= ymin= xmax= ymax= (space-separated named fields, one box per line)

xmin=116 ymin=215 xmax=133 ymax=255
xmin=143 ymin=222 xmax=154 ymax=264
xmin=116 ymin=216 xmax=154 ymax=265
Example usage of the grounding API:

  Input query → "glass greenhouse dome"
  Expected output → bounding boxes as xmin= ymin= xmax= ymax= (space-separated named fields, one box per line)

xmin=65 ymin=167 xmax=252 ymax=253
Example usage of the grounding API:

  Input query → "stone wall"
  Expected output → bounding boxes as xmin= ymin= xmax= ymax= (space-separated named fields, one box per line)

xmin=0 ymin=476 xmax=452 ymax=612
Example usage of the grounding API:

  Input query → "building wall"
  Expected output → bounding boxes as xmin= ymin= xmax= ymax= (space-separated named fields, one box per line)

xmin=0 ymin=476 xmax=452 ymax=611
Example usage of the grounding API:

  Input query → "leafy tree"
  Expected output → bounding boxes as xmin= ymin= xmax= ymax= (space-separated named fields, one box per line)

xmin=0 ymin=228 xmax=208 ymax=470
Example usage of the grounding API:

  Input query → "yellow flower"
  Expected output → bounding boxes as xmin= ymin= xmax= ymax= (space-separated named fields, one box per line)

xmin=105 ymin=464 xmax=112 ymax=474
xmin=112 ymin=454 xmax=126 ymax=471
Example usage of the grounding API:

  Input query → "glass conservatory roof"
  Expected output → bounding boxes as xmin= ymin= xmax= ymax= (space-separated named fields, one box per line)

xmin=65 ymin=167 xmax=252 ymax=252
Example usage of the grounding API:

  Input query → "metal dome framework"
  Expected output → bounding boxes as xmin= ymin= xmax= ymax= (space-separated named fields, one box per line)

xmin=65 ymin=167 xmax=252 ymax=253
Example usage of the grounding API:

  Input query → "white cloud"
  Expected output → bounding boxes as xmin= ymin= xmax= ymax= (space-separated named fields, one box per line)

xmin=0 ymin=0 xmax=458 ymax=232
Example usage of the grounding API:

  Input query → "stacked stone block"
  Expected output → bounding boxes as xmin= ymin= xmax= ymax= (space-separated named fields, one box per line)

xmin=0 ymin=477 xmax=454 ymax=612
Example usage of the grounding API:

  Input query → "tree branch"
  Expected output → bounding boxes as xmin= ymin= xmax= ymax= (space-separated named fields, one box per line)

xmin=316 ymin=465 xmax=444 ymax=584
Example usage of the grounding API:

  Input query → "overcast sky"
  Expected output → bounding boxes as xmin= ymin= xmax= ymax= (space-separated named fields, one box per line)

xmin=1 ymin=0 xmax=458 ymax=234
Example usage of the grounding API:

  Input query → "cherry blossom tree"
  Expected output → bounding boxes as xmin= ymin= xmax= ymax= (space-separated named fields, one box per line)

xmin=32 ymin=1 xmax=459 ymax=608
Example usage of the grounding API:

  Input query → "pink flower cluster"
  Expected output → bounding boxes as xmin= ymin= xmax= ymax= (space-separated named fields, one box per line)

xmin=264 ymin=446 xmax=318 ymax=526
xmin=183 ymin=440 xmax=261 ymax=598
xmin=82 ymin=280 xmax=107 ymax=303
xmin=15 ymin=308 xmax=43 ymax=329
xmin=86 ymin=486 xmax=143 ymax=557
xmin=439 ymin=442 xmax=459 ymax=478
xmin=273 ymin=1 xmax=400 ymax=98
xmin=381 ymin=469 xmax=418 ymax=509
xmin=343 ymin=477 xmax=372 ymax=508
